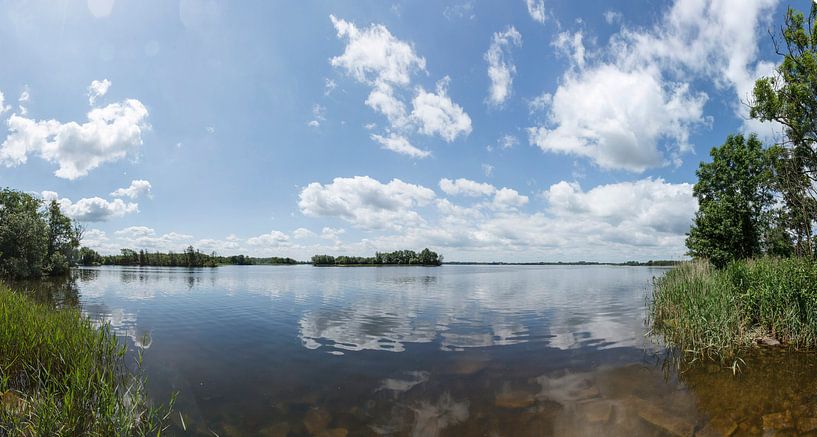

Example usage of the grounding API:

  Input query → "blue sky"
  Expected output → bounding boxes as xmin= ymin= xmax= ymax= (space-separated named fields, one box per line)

xmin=0 ymin=0 xmax=798 ymax=261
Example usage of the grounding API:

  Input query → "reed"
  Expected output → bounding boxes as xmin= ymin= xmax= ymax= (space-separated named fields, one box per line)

xmin=649 ymin=257 xmax=817 ymax=361
xmin=0 ymin=285 xmax=174 ymax=436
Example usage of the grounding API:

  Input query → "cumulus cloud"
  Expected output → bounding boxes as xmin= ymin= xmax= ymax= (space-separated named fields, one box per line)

xmin=491 ymin=188 xmax=529 ymax=210
xmin=42 ymin=191 xmax=138 ymax=222
xmin=110 ymin=179 xmax=151 ymax=199
xmin=411 ymin=78 xmax=472 ymax=141
xmin=485 ymin=26 xmax=522 ymax=106
xmin=371 ymin=133 xmax=430 ymax=158
xmin=528 ymin=0 xmax=778 ymax=172
xmin=330 ymin=15 xmax=426 ymax=86
xmin=293 ymin=228 xmax=316 ymax=239
xmin=544 ymin=178 xmax=697 ymax=237
xmin=247 ymin=230 xmax=290 ymax=247
xmin=88 ymin=79 xmax=111 ymax=105
xmin=528 ymin=65 xmax=707 ymax=172
xmin=439 ymin=178 xmax=496 ymax=197
xmin=525 ymin=0 xmax=546 ymax=23
xmin=298 ymin=176 xmax=436 ymax=230
xmin=0 ymin=91 xmax=7 ymax=114
xmin=330 ymin=16 xmax=472 ymax=155
xmin=0 ymin=82 xmax=149 ymax=179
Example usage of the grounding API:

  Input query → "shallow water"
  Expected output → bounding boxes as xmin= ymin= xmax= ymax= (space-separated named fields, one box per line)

xmin=14 ymin=265 xmax=817 ymax=436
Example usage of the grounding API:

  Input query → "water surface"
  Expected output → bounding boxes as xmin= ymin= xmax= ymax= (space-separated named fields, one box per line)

xmin=18 ymin=265 xmax=817 ymax=436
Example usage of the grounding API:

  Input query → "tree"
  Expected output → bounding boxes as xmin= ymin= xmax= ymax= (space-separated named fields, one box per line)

xmin=686 ymin=134 xmax=776 ymax=267
xmin=751 ymin=3 xmax=817 ymax=255
xmin=0 ymin=189 xmax=49 ymax=278
xmin=45 ymin=200 xmax=79 ymax=275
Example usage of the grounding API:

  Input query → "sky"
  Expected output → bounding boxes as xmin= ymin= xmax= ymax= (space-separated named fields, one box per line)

xmin=0 ymin=0 xmax=799 ymax=262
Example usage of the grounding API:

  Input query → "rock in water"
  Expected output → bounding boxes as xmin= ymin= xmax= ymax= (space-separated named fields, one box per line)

xmin=626 ymin=396 xmax=695 ymax=437
xmin=762 ymin=411 xmax=793 ymax=431
xmin=304 ymin=407 xmax=332 ymax=434
xmin=495 ymin=390 xmax=537 ymax=409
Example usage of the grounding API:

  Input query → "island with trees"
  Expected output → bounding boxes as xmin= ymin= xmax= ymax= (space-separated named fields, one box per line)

xmin=650 ymin=3 xmax=817 ymax=364
xmin=311 ymin=248 xmax=443 ymax=266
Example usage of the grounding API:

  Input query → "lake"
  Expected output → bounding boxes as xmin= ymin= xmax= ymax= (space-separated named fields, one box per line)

xmin=17 ymin=265 xmax=817 ymax=436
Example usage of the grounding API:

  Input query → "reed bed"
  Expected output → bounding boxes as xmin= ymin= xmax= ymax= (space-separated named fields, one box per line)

xmin=0 ymin=285 xmax=173 ymax=436
xmin=649 ymin=258 xmax=817 ymax=361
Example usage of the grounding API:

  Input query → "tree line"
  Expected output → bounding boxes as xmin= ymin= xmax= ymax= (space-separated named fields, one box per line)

xmin=78 ymin=246 xmax=299 ymax=267
xmin=688 ymin=4 xmax=817 ymax=267
xmin=312 ymin=248 xmax=443 ymax=266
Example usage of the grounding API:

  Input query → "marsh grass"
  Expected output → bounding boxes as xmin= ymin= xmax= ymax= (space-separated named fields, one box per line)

xmin=0 ymin=285 xmax=174 ymax=436
xmin=649 ymin=258 xmax=817 ymax=363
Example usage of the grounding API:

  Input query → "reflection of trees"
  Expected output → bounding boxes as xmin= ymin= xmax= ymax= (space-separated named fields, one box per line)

xmin=3 ymin=273 xmax=81 ymax=308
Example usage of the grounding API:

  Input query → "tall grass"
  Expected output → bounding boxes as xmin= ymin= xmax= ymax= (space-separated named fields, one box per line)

xmin=0 ymin=285 xmax=174 ymax=436
xmin=649 ymin=258 xmax=817 ymax=361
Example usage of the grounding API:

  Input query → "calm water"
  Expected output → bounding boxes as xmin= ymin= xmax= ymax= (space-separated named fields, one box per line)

xmin=16 ymin=265 xmax=817 ymax=436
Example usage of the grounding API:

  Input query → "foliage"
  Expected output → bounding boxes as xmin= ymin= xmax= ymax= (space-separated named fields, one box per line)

xmin=79 ymin=246 xmax=299 ymax=267
xmin=312 ymin=248 xmax=443 ymax=266
xmin=751 ymin=3 xmax=817 ymax=255
xmin=685 ymin=134 xmax=786 ymax=267
xmin=649 ymin=258 xmax=817 ymax=360
xmin=0 ymin=285 xmax=174 ymax=435
xmin=0 ymin=189 xmax=80 ymax=279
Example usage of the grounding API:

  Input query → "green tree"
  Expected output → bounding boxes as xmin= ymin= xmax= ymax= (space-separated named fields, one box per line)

xmin=751 ymin=3 xmax=817 ymax=255
xmin=0 ymin=189 xmax=49 ymax=278
xmin=686 ymin=134 xmax=775 ymax=267
xmin=45 ymin=200 xmax=80 ymax=275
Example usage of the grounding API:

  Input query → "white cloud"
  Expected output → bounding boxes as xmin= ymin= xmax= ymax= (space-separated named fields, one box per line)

xmin=308 ymin=103 xmax=326 ymax=128
xmin=528 ymin=92 xmax=552 ymax=113
xmin=544 ymin=178 xmax=696 ymax=236
xmin=88 ymin=79 xmax=111 ymax=105
xmin=115 ymin=226 xmax=155 ymax=238
xmin=443 ymin=2 xmax=475 ymax=20
xmin=293 ymin=227 xmax=316 ymax=239
xmin=321 ymin=227 xmax=346 ymax=241
xmin=324 ymin=78 xmax=337 ymax=96
xmin=247 ymin=230 xmax=290 ymax=247
xmin=17 ymin=88 xmax=29 ymax=115
xmin=603 ymin=10 xmax=622 ymax=24
xmin=0 ymin=84 xmax=149 ymax=180
xmin=482 ymin=163 xmax=494 ymax=177
xmin=553 ymin=31 xmax=586 ymax=68
xmin=42 ymin=191 xmax=138 ymax=222
xmin=439 ymin=178 xmax=496 ymax=197
xmin=499 ymin=134 xmax=517 ymax=150
xmin=528 ymin=0 xmax=778 ymax=172
xmin=525 ymin=0 xmax=546 ymax=23
xmin=110 ymin=179 xmax=151 ymax=199
xmin=485 ymin=26 xmax=522 ymax=106
xmin=411 ymin=77 xmax=472 ymax=141
xmin=330 ymin=16 xmax=472 ymax=155
xmin=529 ymin=65 xmax=707 ymax=172
xmin=491 ymin=187 xmax=529 ymax=210
xmin=299 ymin=176 xmax=436 ymax=230
xmin=330 ymin=15 xmax=426 ymax=87
xmin=0 ymin=90 xmax=7 ymax=114
xmin=370 ymin=133 xmax=430 ymax=158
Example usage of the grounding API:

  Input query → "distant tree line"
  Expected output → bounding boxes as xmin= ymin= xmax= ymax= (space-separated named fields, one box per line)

xmin=79 ymin=246 xmax=299 ymax=267
xmin=0 ymin=189 xmax=82 ymax=278
xmin=312 ymin=248 xmax=443 ymax=266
